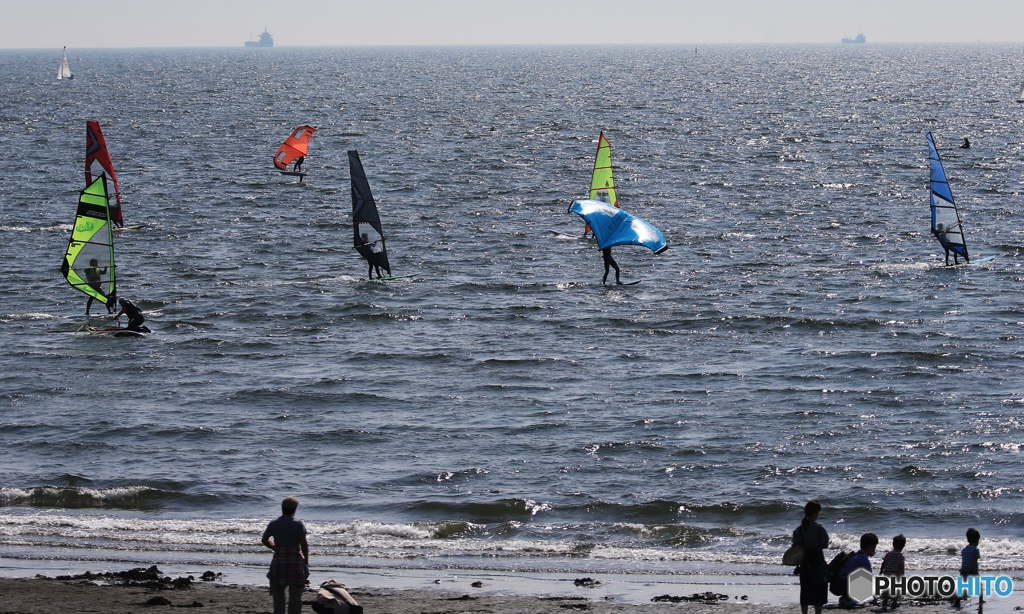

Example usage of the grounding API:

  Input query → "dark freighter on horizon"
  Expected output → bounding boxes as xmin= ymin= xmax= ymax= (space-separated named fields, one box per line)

xmin=244 ymin=28 xmax=273 ymax=47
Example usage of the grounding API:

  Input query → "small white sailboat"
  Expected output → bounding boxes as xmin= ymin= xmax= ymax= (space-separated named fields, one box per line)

xmin=57 ymin=47 xmax=73 ymax=80
xmin=1015 ymin=79 xmax=1024 ymax=103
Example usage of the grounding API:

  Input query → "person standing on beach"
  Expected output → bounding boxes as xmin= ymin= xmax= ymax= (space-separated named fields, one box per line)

xmin=262 ymin=496 xmax=309 ymax=614
xmin=792 ymin=500 xmax=829 ymax=614
xmin=953 ymin=528 xmax=981 ymax=608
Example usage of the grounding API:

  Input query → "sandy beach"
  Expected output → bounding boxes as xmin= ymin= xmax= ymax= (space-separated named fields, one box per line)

xmin=0 ymin=567 xmax=962 ymax=614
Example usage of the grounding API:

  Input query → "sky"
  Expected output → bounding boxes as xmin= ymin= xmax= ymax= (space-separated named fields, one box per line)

xmin=2 ymin=0 xmax=1024 ymax=49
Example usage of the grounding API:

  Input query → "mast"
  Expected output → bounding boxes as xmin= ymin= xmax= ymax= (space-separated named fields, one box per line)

xmin=927 ymin=132 xmax=969 ymax=263
xmin=86 ymin=121 xmax=123 ymax=227
xmin=60 ymin=175 xmax=115 ymax=307
xmin=349 ymin=150 xmax=391 ymax=277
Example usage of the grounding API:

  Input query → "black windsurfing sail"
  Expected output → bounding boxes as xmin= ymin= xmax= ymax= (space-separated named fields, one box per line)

xmin=349 ymin=150 xmax=391 ymax=278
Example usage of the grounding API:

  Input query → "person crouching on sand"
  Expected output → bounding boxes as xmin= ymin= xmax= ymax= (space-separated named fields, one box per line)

xmin=262 ymin=496 xmax=309 ymax=614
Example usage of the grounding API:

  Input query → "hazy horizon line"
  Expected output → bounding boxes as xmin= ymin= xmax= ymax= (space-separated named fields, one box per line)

xmin=6 ymin=40 xmax=1024 ymax=52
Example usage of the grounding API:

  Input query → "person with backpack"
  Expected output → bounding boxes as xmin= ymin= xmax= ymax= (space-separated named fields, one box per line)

xmin=792 ymin=500 xmax=830 ymax=614
xmin=837 ymin=533 xmax=878 ymax=608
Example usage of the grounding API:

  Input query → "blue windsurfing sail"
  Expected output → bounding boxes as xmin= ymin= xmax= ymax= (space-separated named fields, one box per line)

xmin=927 ymin=132 xmax=969 ymax=263
xmin=569 ymin=200 xmax=668 ymax=254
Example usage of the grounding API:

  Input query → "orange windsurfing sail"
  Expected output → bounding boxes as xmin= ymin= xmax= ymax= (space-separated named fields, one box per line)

xmin=273 ymin=126 xmax=316 ymax=171
xmin=86 ymin=121 xmax=123 ymax=227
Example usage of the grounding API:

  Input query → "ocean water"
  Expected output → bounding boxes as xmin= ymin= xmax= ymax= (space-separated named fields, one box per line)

xmin=1 ymin=43 xmax=1024 ymax=601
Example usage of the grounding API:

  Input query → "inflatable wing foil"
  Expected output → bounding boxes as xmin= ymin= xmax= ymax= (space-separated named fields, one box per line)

xmin=569 ymin=199 xmax=668 ymax=254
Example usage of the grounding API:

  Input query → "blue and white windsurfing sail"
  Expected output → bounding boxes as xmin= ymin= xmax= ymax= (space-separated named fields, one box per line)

xmin=927 ymin=132 xmax=969 ymax=263
xmin=569 ymin=199 xmax=668 ymax=254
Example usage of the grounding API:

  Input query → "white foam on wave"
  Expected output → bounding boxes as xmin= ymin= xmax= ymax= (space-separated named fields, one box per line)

xmin=4 ymin=509 xmax=1024 ymax=573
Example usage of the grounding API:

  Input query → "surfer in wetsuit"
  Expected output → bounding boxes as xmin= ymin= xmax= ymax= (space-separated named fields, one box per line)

xmin=113 ymin=297 xmax=149 ymax=332
xmin=960 ymin=138 xmax=971 ymax=149
xmin=293 ymin=156 xmax=304 ymax=173
xmin=84 ymin=258 xmax=112 ymax=316
xmin=602 ymin=247 xmax=622 ymax=284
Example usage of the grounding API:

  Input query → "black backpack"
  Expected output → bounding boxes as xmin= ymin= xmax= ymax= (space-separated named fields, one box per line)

xmin=827 ymin=551 xmax=850 ymax=596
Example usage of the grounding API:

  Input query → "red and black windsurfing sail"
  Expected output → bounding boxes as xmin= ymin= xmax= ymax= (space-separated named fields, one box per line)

xmin=86 ymin=121 xmax=123 ymax=227
xmin=273 ymin=126 xmax=316 ymax=171
xmin=349 ymin=150 xmax=391 ymax=277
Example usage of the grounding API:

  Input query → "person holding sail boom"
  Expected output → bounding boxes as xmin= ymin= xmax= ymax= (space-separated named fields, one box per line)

xmin=84 ymin=258 xmax=113 ymax=316
xmin=933 ymin=222 xmax=960 ymax=266
xmin=358 ymin=232 xmax=385 ymax=279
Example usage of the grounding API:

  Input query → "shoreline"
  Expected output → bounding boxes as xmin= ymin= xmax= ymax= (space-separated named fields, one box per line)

xmin=0 ymin=563 xmax=1002 ymax=614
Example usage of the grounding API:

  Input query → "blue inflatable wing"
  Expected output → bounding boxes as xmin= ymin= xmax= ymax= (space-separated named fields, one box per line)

xmin=569 ymin=200 xmax=668 ymax=254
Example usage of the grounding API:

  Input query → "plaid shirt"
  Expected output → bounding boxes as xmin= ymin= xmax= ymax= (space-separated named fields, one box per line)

xmin=268 ymin=546 xmax=309 ymax=587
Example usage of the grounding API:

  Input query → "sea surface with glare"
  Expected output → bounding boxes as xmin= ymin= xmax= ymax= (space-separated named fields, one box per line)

xmin=1 ymin=43 xmax=1023 ymax=604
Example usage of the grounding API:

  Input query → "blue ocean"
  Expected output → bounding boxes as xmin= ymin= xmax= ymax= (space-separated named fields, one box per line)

xmin=1 ymin=43 xmax=1023 ymax=605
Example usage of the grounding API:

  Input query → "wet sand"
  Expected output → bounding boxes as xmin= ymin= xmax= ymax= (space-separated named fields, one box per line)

xmin=0 ymin=568 xmax=959 ymax=614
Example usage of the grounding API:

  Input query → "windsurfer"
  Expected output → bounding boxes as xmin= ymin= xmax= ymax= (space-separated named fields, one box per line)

xmin=602 ymin=247 xmax=622 ymax=285
xmin=84 ymin=258 xmax=112 ymax=316
xmin=960 ymin=138 xmax=970 ymax=149
xmin=113 ymin=297 xmax=149 ymax=332
xmin=933 ymin=223 xmax=959 ymax=265
xmin=358 ymin=232 xmax=385 ymax=279
xmin=293 ymin=156 xmax=304 ymax=173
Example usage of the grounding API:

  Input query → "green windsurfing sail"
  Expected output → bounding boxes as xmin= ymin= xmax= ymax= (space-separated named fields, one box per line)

xmin=60 ymin=175 xmax=115 ymax=308
xmin=588 ymin=132 xmax=618 ymax=207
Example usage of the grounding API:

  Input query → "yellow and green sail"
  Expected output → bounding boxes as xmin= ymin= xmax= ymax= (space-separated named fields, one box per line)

xmin=60 ymin=175 xmax=115 ymax=307
xmin=588 ymin=132 xmax=618 ymax=207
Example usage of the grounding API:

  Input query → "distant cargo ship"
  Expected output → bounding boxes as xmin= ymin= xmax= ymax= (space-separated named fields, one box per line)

xmin=842 ymin=33 xmax=866 ymax=44
xmin=244 ymin=28 xmax=274 ymax=47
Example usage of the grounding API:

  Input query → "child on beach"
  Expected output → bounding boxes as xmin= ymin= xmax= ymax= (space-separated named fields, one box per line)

xmin=953 ymin=528 xmax=981 ymax=608
xmin=262 ymin=496 xmax=310 ymax=614
xmin=879 ymin=534 xmax=906 ymax=610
